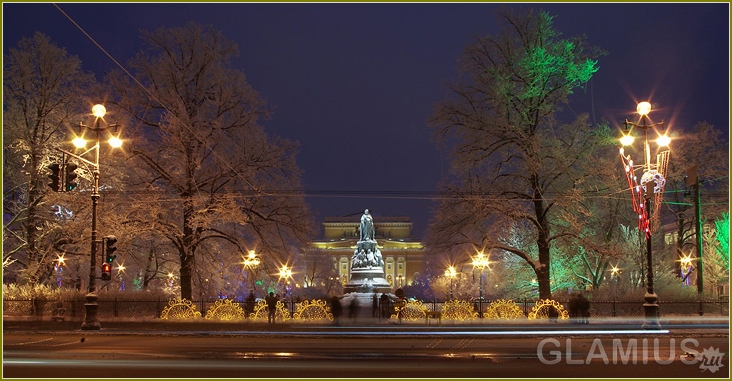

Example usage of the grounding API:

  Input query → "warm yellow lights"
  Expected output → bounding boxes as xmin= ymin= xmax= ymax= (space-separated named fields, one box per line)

xmin=472 ymin=251 xmax=491 ymax=270
xmin=444 ymin=266 xmax=457 ymax=278
xmin=678 ymin=253 xmax=695 ymax=269
xmin=636 ymin=101 xmax=652 ymax=116
xmin=619 ymin=134 xmax=635 ymax=146
xmin=242 ymin=250 xmax=261 ymax=267
xmin=279 ymin=265 xmax=292 ymax=279
xmin=92 ymin=104 xmax=106 ymax=118
xmin=610 ymin=265 xmax=621 ymax=278
xmin=108 ymin=135 xmax=123 ymax=148
xmin=72 ymin=136 xmax=87 ymax=148
xmin=656 ymin=134 xmax=671 ymax=147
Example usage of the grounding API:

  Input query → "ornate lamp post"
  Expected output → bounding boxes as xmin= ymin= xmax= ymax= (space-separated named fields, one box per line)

xmin=444 ymin=266 xmax=457 ymax=300
xmin=618 ymin=101 xmax=670 ymax=330
xmin=61 ymin=104 xmax=122 ymax=330
xmin=242 ymin=250 xmax=261 ymax=292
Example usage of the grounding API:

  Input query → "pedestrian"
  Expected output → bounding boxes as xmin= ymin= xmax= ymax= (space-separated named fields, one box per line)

xmin=568 ymin=292 xmax=581 ymax=324
xmin=349 ymin=297 xmax=359 ymax=320
xmin=330 ymin=295 xmax=342 ymax=326
xmin=265 ymin=292 xmax=278 ymax=324
xmin=372 ymin=294 xmax=378 ymax=318
xmin=246 ymin=291 xmax=256 ymax=318
xmin=578 ymin=293 xmax=591 ymax=324
xmin=379 ymin=293 xmax=389 ymax=319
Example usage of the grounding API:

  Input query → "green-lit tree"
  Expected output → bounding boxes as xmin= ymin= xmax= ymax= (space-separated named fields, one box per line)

xmin=714 ymin=213 xmax=729 ymax=272
xmin=428 ymin=8 xmax=606 ymax=300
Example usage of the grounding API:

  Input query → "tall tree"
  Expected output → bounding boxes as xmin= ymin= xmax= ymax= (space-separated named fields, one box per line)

xmin=663 ymin=121 xmax=728 ymax=279
xmin=3 ymin=32 xmax=95 ymax=284
xmin=429 ymin=8 xmax=605 ymax=300
xmin=109 ymin=23 xmax=314 ymax=300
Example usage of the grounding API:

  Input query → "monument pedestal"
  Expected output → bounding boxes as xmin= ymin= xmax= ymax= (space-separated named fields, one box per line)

xmin=344 ymin=267 xmax=392 ymax=293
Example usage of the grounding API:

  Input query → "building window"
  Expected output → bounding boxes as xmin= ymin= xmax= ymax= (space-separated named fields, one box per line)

xmin=387 ymin=263 xmax=392 ymax=271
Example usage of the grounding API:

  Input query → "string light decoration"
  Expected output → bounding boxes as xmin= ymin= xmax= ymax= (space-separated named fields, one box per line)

xmin=527 ymin=299 xmax=569 ymax=320
xmin=204 ymin=299 xmax=245 ymax=321
xmin=484 ymin=299 xmax=524 ymax=320
xmin=293 ymin=299 xmax=333 ymax=321
xmin=160 ymin=298 xmax=202 ymax=320
xmin=390 ymin=299 xmax=428 ymax=322
xmin=440 ymin=300 xmax=479 ymax=321
xmin=249 ymin=299 xmax=291 ymax=321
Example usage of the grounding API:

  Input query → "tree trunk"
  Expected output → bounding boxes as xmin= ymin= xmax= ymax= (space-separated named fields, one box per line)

xmin=179 ymin=197 xmax=195 ymax=300
xmin=533 ymin=178 xmax=553 ymax=300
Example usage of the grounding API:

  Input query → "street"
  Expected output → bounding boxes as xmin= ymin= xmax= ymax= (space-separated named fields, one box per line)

xmin=3 ymin=320 xmax=728 ymax=378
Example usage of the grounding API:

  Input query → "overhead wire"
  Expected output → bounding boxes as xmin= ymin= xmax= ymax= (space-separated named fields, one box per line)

xmin=53 ymin=3 xmax=261 ymax=195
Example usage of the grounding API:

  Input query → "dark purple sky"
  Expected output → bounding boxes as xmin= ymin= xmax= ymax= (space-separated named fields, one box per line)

xmin=3 ymin=3 xmax=729 ymax=238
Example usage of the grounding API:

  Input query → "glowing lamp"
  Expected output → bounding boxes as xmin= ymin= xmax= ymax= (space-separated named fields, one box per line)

xmin=636 ymin=101 xmax=651 ymax=116
xmin=620 ymin=134 xmax=635 ymax=146
xmin=108 ymin=136 xmax=123 ymax=148
xmin=656 ymin=135 xmax=671 ymax=147
xmin=72 ymin=136 xmax=87 ymax=148
xmin=92 ymin=104 xmax=106 ymax=118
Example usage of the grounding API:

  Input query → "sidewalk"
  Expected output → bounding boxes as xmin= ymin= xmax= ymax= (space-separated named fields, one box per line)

xmin=3 ymin=315 xmax=728 ymax=335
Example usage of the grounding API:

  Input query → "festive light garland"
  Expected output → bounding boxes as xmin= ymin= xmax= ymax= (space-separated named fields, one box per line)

xmin=160 ymin=298 xmax=202 ymax=320
xmin=485 ymin=299 xmax=524 ymax=320
xmin=204 ymin=298 xmax=245 ymax=320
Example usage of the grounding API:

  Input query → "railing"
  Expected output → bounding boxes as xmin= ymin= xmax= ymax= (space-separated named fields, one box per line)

xmin=3 ymin=297 xmax=728 ymax=321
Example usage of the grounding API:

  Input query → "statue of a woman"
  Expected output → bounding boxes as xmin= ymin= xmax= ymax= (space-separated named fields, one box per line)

xmin=360 ymin=209 xmax=374 ymax=241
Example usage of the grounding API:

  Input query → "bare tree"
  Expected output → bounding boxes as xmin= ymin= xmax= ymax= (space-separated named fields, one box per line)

xmin=664 ymin=122 xmax=729 ymax=279
xmin=3 ymin=32 xmax=96 ymax=285
xmin=429 ymin=8 xmax=605 ymax=300
xmin=108 ymin=23 xmax=314 ymax=300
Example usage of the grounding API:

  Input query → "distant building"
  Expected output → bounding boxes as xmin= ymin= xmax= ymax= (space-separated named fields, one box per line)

xmin=309 ymin=216 xmax=424 ymax=289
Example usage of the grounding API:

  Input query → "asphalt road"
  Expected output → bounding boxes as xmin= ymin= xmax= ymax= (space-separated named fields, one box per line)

xmin=3 ymin=319 xmax=729 ymax=378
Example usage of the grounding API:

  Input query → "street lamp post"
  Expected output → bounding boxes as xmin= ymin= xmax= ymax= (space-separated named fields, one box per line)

xmin=63 ymin=104 xmax=122 ymax=330
xmin=618 ymin=101 xmax=670 ymax=330
xmin=471 ymin=252 xmax=491 ymax=301
xmin=444 ymin=266 xmax=457 ymax=300
xmin=278 ymin=265 xmax=293 ymax=314
xmin=242 ymin=250 xmax=261 ymax=292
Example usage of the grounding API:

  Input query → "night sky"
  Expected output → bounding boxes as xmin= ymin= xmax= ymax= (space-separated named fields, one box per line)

xmin=3 ymin=3 xmax=729 ymax=238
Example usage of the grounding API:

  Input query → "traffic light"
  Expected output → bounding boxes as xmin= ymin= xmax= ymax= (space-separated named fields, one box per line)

xmin=65 ymin=162 xmax=78 ymax=191
xmin=47 ymin=163 xmax=61 ymax=192
xmin=104 ymin=235 xmax=118 ymax=263
xmin=101 ymin=263 xmax=112 ymax=281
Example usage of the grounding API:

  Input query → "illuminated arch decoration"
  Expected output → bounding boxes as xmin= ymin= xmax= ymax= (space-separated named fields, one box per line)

xmin=204 ymin=299 xmax=244 ymax=321
xmin=390 ymin=299 xmax=428 ymax=322
xmin=160 ymin=298 xmax=202 ymax=320
xmin=293 ymin=299 xmax=333 ymax=322
xmin=441 ymin=300 xmax=479 ymax=321
xmin=249 ymin=299 xmax=291 ymax=321
xmin=485 ymin=299 xmax=524 ymax=320
xmin=527 ymin=299 xmax=569 ymax=320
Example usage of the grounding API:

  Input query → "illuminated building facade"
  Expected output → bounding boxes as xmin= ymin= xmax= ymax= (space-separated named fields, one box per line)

xmin=309 ymin=216 xmax=424 ymax=289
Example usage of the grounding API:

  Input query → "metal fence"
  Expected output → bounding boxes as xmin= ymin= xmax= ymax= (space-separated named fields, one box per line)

xmin=3 ymin=297 xmax=728 ymax=321
xmin=418 ymin=298 xmax=730 ymax=318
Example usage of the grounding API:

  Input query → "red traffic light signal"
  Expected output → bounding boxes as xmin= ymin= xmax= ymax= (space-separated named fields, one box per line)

xmin=101 ymin=263 xmax=112 ymax=281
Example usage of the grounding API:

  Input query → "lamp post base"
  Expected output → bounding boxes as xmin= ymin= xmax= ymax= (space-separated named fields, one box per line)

xmin=81 ymin=292 xmax=101 ymax=330
xmin=641 ymin=292 xmax=662 ymax=330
